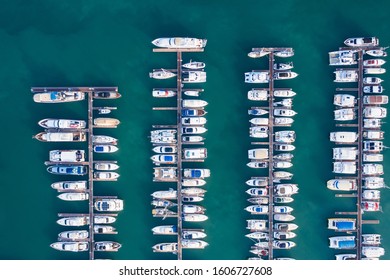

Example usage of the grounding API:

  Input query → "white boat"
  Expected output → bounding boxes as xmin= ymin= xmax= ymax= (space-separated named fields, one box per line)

xmin=93 ymin=172 xmax=120 ymax=180
xmin=363 ymin=130 xmax=384 ymax=140
xmin=57 ymin=192 xmax=88 ymax=201
xmin=182 ymin=126 xmax=207 ymax=134
xmin=94 ymin=215 xmax=117 ymax=224
xmin=362 ymin=164 xmax=384 ymax=176
xmin=274 ymin=153 xmax=293 ymax=160
xmin=362 ymin=190 xmax=381 ymax=200
xmin=273 ymin=71 xmax=298 ymax=80
xmin=182 ymin=230 xmax=207 ymax=239
xmin=363 ymin=85 xmax=384 ymax=94
xmin=184 ymin=90 xmax=202 ymax=97
xmin=274 ymin=109 xmax=297 ymax=117
xmin=363 ymin=59 xmax=386 ymax=67
xmin=248 ymin=49 xmax=271 ymax=58
xmin=366 ymin=49 xmax=387 ymax=57
xmin=246 ymin=178 xmax=268 ymax=187
xmin=151 ymin=154 xmax=177 ymax=164
xmin=182 ymin=179 xmax=206 ymax=187
xmin=274 ymin=144 xmax=295 ymax=151
xmin=274 ymin=184 xmax=299 ymax=196
xmin=49 ymin=150 xmax=85 ymax=163
xmin=149 ymin=69 xmax=176 ymax=79
xmin=247 ymin=161 xmax=268 ymax=169
xmin=363 ymin=95 xmax=389 ymax=105
xmin=274 ymin=206 xmax=294 ymax=214
xmin=333 ymin=162 xmax=356 ymax=174
xmin=94 ymin=163 xmax=119 ymax=171
xmin=248 ymin=108 xmax=268 ymax=116
xmin=273 ymin=231 xmax=296 ymax=240
xmin=153 ymin=167 xmax=177 ymax=182
xmin=183 ymin=168 xmax=210 ymax=178
xmin=364 ymin=119 xmax=382 ymax=129
xmin=181 ymin=187 xmax=206 ymax=196
xmin=248 ymin=90 xmax=268 ymax=101
xmin=93 ymin=91 xmax=121 ymax=99
xmin=245 ymin=205 xmax=269 ymax=214
xmin=364 ymin=68 xmax=386 ymax=74
xmin=98 ymin=108 xmax=111 ymax=114
xmin=248 ymin=197 xmax=269 ymax=204
xmin=34 ymin=131 xmax=86 ymax=142
xmin=344 ymin=37 xmax=379 ymax=47
xmin=329 ymin=50 xmax=358 ymax=66
xmin=182 ymin=136 xmax=204 ymax=143
xmin=273 ymin=171 xmax=293 ymax=180
xmin=329 ymin=131 xmax=358 ymax=143
xmin=182 ymin=60 xmax=205 ymax=69
xmin=152 ymin=37 xmax=207 ymax=49
xmin=274 ymin=90 xmax=296 ymax=97
xmin=51 ymin=181 xmax=87 ymax=191
xmin=152 ymin=145 xmax=177 ymax=154
xmin=333 ymin=147 xmax=357 ymax=160
xmin=327 ymin=179 xmax=357 ymax=191
xmin=183 ymin=214 xmax=208 ymax=222
xmin=273 ymin=161 xmax=293 ymax=168
xmin=363 ymin=107 xmax=387 ymax=118
xmin=363 ymin=177 xmax=385 ymax=189
xmin=274 ymin=223 xmax=298 ymax=231
xmin=95 ymin=241 xmax=122 ymax=252
xmin=363 ymin=153 xmax=383 ymax=162
xmin=245 ymin=232 xmax=269 ymax=239
xmin=152 ymin=243 xmax=178 ymax=253
xmin=329 ymin=236 xmax=356 ymax=249
xmin=248 ymin=148 xmax=269 ymax=160
xmin=249 ymin=126 xmax=268 ymax=138
xmin=246 ymin=188 xmax=268 ymax=196
xmin=50 ymin=241 xmax=89 ymax=252
xmin=335 ymin=254 xmax=357 ymax=260
xmin=183 ymin=205 xmax=205 ymax=214
xmin=152 ymin=225 xmax=177 ymax=235
xmin=33 ymin=91 xmax=85 ymax=103
xmin=273 ymin=99 xmax=293 ymax=108
xmin=94 ymin=199 xmax=124 ymax=212
xmin=182 ymin=99 xmax=208 ymax=108
xmin=182 ymin=117 xmax=207 ymax=126
xmin=245 ymin=71 xmax=270 ymax=83
xmin=38 ymin=118 xmax=86 ymax=129
xmin=152 ymin=90 xmax=176 ymax=98
xmin=93 ymin=145 xmax=118 ymax=153
xmin=274 ymin=50 xmax=294 ymax=57
xmin=362 ymin=201 xmax=380 ymax=212
xmin=182 ymin=196 xmax=204 ymax=203
xmin=151 ymin=189 xmax=177 ymax=200
xmin=151 ymin=129 xmax=177 ymax=144
xmin=362 ymin=246 xmax=385 ymax=258
xmin=249 ymin=118 xmax=269 ymax=126
xmin=182 ymin=240 xmax=208 ymax=249
xmin=363 ymin=77 xmax=384 ymax=84
xmin=275 ymin=130 xmax=296 ymax=143
xmin=362 ymin=234 xmax=381 ymax=245
xmin=246 ymin=219 xmax=267 ymax=231
xmin=183 ymin=148 xmax=207 ymax=159
xmin=333 ymin=70 xmax=358 ymax=82
xmin=94 ymin=225 xmax=116 ymax=234
xmin=274 ymin=214 xmax=295 ymax=222
xmin=92 ymin=135 xmax=117 ymax=144
xmin=334 ymin=108 xmax=356 ymax=121
xmin=57 ymin=216 xmax=89 ymax=227
xmin=182 ymin=71 xmax=207 ymax=83
xmin=334 ymin=94 xmax=356 ymax=107
xmin=274 ymin=196 xmax=294 ymax=203
xmin=58 ymin=230 xmax=89 ymax=240
xmin=274 ymin=62 xmax=293 ymax=70
xmin=47 ymin=165 xmax=87 ymax=176
xmin=272 ymin=240 xmax=296 ymax=249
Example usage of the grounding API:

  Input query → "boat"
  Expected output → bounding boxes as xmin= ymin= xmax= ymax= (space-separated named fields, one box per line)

xmin=335 ymin=254 xmax=357 ymax=260
xmin=184 ymin=90 xmax=202 ymax=97
xmin=363 ymin=119 xmax=382 ymax=129
xmin=247 ymin=161 xmax=268 ymax=169
xmin=150 ymin=129 xmax=177 ymax=144
xmin=149 ymin=69 xmax=176 ymax=79
xmin=248 ymin=148 xmax=269 ymax=160
xmin=182 ymin=214 xmax=208 ymax=222
xmin=333 ymin=147 xmax=357 ymax=160
xmin=152 ymin=37 xmax=207 ymax=49
xmin=363 ymin=153 xmax=383 ymax=162
xmin=334 ymin=94 xmax=356 ymax=107
xmin=274 ymin=214 xmax=295 ymax=222
xmin=33 ymin=91 xmax=85 ymax=103
xmin=182 ymin=136 xmax=204 ymax=143
xmin=272 ymin=240 xmax=296 ymax=249
xmin=151 ymin=199 xmax=177 ymax=208
xmin=248 ymin=108 xmax=268 ymax=116
xmin=245 ymin=205 xmax=269 ymax=214
xmin=182 ymin=99 xmax=208 ymax=108
xmin=151 ymin=189 xmax=177 ymax=200
xmin=334 ymin=108 xmax=356 ymax=121
xmin=273 ymin=71 xmax=298 ymax=80
xmin=152 ymin=145 xmax=177 ymax=154
xmin=94 ymin=199 xmax=124 ymax=212
xmin=94 ymin=163 xmax=120 ymax=171
xmin=274 ymin=50 xmax=294 ymax=57
xmin=246 ymin=188 xmax=268 ymax=196
xmin=362 ymin=190 xmax=381 ymax=200
xmin=34 ymin=131 xmax=86 ymax=142
xmin=363 ymin=59 xmax=386 ymax=67
xmin=47 ymin=165 xmax=87 ymax=175
xmin=244 ymin=71 xmax=270 ymax=83
xmin=274 ymin=144 xmax=295 ymax=151
xmin=273 ymin=99 xmax=293 ymax=107
xmin=366 ymin=49 xmax=387 ymax=57
xmin=364 ymin=68 xmax=386 ymax=74
xmin=49 ymin=150 xmax=85 ymax=163
xmin=362 ymin=164 xmax=384 ymax=176
xmin=274 ymin=196 xmax=294 ymax=203
xmin=274 ymin=90 xmax=296 ymax=97
xmin=58 ymin=230 xmax=89 ymax=240
xmin=247 ymin=197 xmax=269 ymax=204
xmin=92 ymin=135 xmax=117 ymax=144
xmin=327 ymin=179 xmax=357 ymax=191
xmin=182 ymin=70 xmax=207 ymax=83
xmin=182 ymin=60 xmax=205 ymax=69
xmin=38 ymin=119 xmax=86 ymax=129
xmin=181 ymin=126 xmax=207 ymax=134
xmin=181 ymin=240 xmax=208 ymax=249
xmin=152 ymin=242 xmax=178 ymax=253
xmin=50 ymin=241 xmax=89 ymax=252
xmin=273 ymin=153 xmax=293 ymax=160
xmin=245 ymin=232 xmax=269 ymax=239
xmin=94 ymin=225 xmax=116 ymax=234
xmin=364 ymin=107 xmax=387 ymax=119
xmin=183 ymin=148 xmax=207 ymax=159
xmin=94 ymin=215 xmax=116 ymax=224
xmin=181 ymin=187 xmax=206 ymax=196
xmin=273 ymin=231 xmax=296 ymax=240
xmin=94 ymin=241 xmax=122 ymax=252
xmin=329 ymin=131 xmax=358 ymax=143
xmin=249 ymin=248 xmax=269 ymax=256
xmin=182 ymin=179 xmax=206 ymax=187
xmin=51 ymin=181 xmax=87 ymax=191
xmin=246 ymin=178 xmax=268 ymax=187
xmin=273 ymin=171 xmax=293 ymax=180
xmin=152 ymin=90 xmax=176 ymax=98
xmin=274 ymin=109 xmax=297 ymax=117
xmin=152 ymin=225 xmax=177 ymax=235
xmin=333 ymin=162 xmax=356 ymax=174
xmin=249 ymin=126 xmax=268 ymax=138
xmin=328 ymin=218 xmax=356 ymax=231
xmin=92 ymin=91 xmax=121 ymax=99
xmin=181 ymin=117 xmax=207 ymax=126
xmin=329 ymin=236 xmax=356 ymax=249
xmin=93 ymin=172 xmax=120 ymax=180
xmin=362 ymin=234 xmax=381 ymax=245
xmin=57 ymin=216 xmax=89 ymax=227
xmin=329 ymin=50 xmax=358 ymax=66
xmin=182 ymin=109 xmax=207 ymax=116
xmin=363 ymin=130 xmax=384 ymax=140
xmin=363 ymin=95 xmax=389 ymax=105
xmin=98 ymin=108 xmax=111 ymax=114
xmin=93 ymin=145 xmax=118 ymax=153
xmin=274 ymin=62 xmax=293 ymax=70
xmin=363 ymin=77 xmax=384 ymax=85
xmin=182 ymin=230 xmax=207 ymax=239
xmin=94 ymin=118 xmax=120 ymax=127
xmin=274 ymin=223 xmax=298 ymax=231
xmin=246 ymin=219 xmax=267 ymax=231
xmin=362 ymin=247 xmax=385 ymax=258
xmin=248 ymin=49 xmax=271 ymax=58
xmin=183 ymin=168 xmax=211 ymax=178
xmin=182 ymin=196 xmax=204 ymax=203
xmin=183 ymin=205 xmax=205 ymax=214
xmin=151 ymin=154 xmax=177 ymax=164
xmin=363 ymin=177 xmax=386 ymax=189
xmin=362 ymin=201 xmax=380 ymax=212
xmin=333 ymin=70 xmax=358 ymax=82
xmin=274 ymin=206 xmax=294 ymax=214
xmin=275 ymin=131 xmax=296 ymax=143
xmin=57 ymin=192 xmax=89 ymax=201
xmin=344 ymin=37 xmax=379 ymax=47
xmin=363 ymin=85 xmax=384 ymax=94
xmin=248 ymin=90 xmax=268 ymax=101
xmin=273 ymin=161 xmax=293 ymax=168
xmin=274 ymin=184 xmax=299 ymax=196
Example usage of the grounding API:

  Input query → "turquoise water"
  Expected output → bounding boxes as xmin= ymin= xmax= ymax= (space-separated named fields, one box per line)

xmin=0 ymin=0 xmax=390 ymax=260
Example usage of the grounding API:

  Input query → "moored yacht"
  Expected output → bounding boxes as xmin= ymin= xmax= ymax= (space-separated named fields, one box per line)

xmin=94 ymin=241 xmax=122 ymax=252
xmin=245 ymin=71 xmax=270 ymax=83
xmin=38 ymin=119 xmax=86 ymax=129
xmin=57 ymin=192 xmax=89 ymax=201
xmin=49 ymin=150 xmax=85 ymax=163
xmin=152 ymin=89 xmax=176 ymax=98
xmin=34 ymin=131 xmax=86 ymax=142
xmin=182 ymin=60 xmax=206 ymax=69
xmin=152 ymin=225 xmax=177 ymax=235
xmin=327 ymin=179 xmax=357 ymax=191
xmin=152 ymin=37 xmax=207 ymax=49
xmin=33 ymin=91 xmax=85 ymax=103
xmin=334 ymin=94 xmax=356 ymax=107
xmin=329 ymin=131 xmax=358 ymax=143
xmin=152 ymin=243 xmax=178 ymax=253
xmin=274 ymin=90 xmax=296 ymax=97
xmin=182 ymin=71 xmax=207 ymax=83
xmin=58 ymin=230 xmax=89 ymax=240
xmin=47 ymin=165 xmax=87 ymax=175
xmin=181 ymin=240 xmax=208 ymax=249
xmin=50 ymin=241 xmax=89 ymax=252
xmin=92 ymin=135 xmax=117 ymax=144
xmin=94 ymin=199 xmax=124 ymax=212
xmin=344 ymin=37 xmax=379 ymax=47
xmin=51 ymin=181 xmax=87 ymax=191
xmin=149 ymin=69 xmax=176 ymax=79
xmin=248 ymin=90 xmax=268 ymax=101
xmin=94 ymin=163 xmax=120 ymax=171
xmin=273 ymin=71 xmax=298 ymax=80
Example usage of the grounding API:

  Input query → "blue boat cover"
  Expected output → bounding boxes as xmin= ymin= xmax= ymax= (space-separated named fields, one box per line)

xmin=191 ymin=170 xmax=201 ymax=177
xmin=164 ymin=155 xmax=173 ymax=161
xmin=95 ymin=146 xmax=104 ymax=152
xmin=338 ymin=240 xmax=356 ymax=248
xmin=335 ymin=221 xmax=355 ymax=230
xmin=50 ymin=92 xmax=59 ymax=100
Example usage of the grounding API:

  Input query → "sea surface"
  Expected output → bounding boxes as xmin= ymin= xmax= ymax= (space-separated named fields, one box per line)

xmin=0 ymin=0 xmax=390 ymax=260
